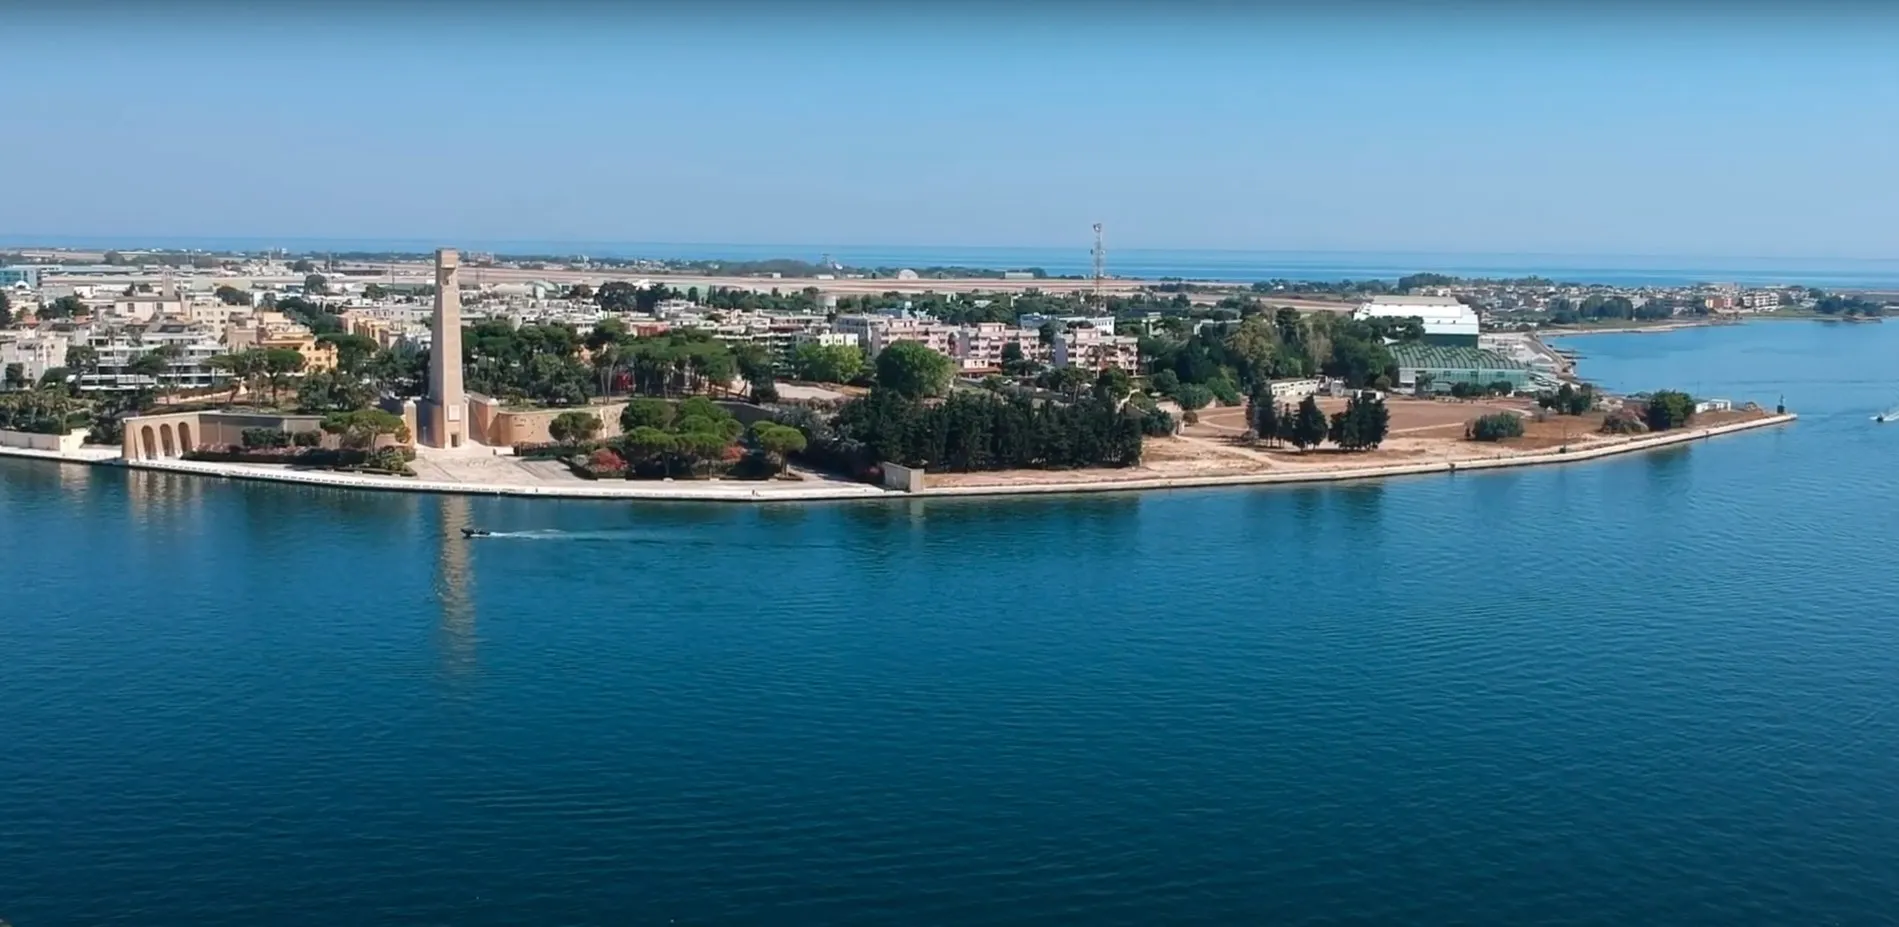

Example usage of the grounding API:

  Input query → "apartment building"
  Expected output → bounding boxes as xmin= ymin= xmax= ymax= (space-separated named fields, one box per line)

xmin=1738 ymin=290 xmax=1780 ymax=311
xmin=951 ymin=322 xmax=1046 ymax=373
xmin=1052 ymin=326 xmax=1140 ymax=373
xmin=80 ymin=323 xmax=225 ymax=392
xmin=0 ymin=328 xmax=77 ymax=384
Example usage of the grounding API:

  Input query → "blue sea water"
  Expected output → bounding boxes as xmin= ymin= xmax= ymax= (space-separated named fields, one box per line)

xmin=9 ymin=234 xmax=1899 ymax=288
xmin=4 ymin=320 xmax=1899 ymax=926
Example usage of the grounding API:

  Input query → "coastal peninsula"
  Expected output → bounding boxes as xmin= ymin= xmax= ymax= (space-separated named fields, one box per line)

xmin=0 ymin=245 xmax=1833 ymax=502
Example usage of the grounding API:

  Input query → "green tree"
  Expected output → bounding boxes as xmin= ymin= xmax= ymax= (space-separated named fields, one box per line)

xmin=103 ymin=250 xmax=128 ymax=266
xmin=1328 ymin=391 xmax=1390 ymax=451
xmin=290 ymin=258 xmax=315 ymax=274
xmin=209 ymin=348 xmax=268 ymax=404
xmin=43 ymin=295 xmax=88 ymax=319
xmin=320 ymin=408 xmax=409 ymax=450
xmin=1150 ymin=369 xmax=1181 ymax=396
xmin=362 ymin=282 xmax=386 ymax=301
xmin=1039 ymin=365 xmax=1092 ymax=401
xmin=1173 ymin=382 xmax=1214 ymax=412
xmin=1093 ymin=367 xmax=1132 ymax=404
xmin=127 ymin=350 xmax=170 ymax=387
xmin=214 ymin=285 xmax=251 ymax=306
xmin=874 ymin=341 xmax=953 ymax=399
xmin=0 ymin=289 xmax=11 ymax=327
xmin=751 ymin=421 xmax=808 ymax=469
xmin=303 ymin=273 xmax=328 ymax=295
xmin=262 ymin=347 xmax=307 ymax=406
xmin=620 ymin=397 xmax=675 ymax=432
xmin=793 ymin=342 xmax=865 ymax=383
xmin=1643 ymin=390 xmax=1696 ymax=431
xmin=1247 ymin=386 xmax=1280 ymax=446
xmin=1290 ymin=394 xmax=1329 ymax=450
xmin=295 ymin=368 xmax=375 ymax=413
xmin=64 ymin=345 xmax=99 ymax=384
xmin=548 ymin=410 xmax=603 ymax=445
xmin=317 ymin=333 xmax=378 ymax=375
xmin=618 ymin=426 xmax=677 ymax=475
xmin=3 ymin=363 xmax=24 ymax=390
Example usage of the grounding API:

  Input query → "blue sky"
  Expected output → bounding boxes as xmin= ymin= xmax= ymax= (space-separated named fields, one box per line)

xmin=5 ymin=3 xmax=1897 ymax=258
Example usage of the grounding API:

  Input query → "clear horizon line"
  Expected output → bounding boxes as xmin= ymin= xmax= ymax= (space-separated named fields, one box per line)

xmin=3 ymin=234 xmax=1897 ymax=265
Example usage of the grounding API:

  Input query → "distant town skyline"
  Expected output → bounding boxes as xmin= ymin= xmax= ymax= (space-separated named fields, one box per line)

xmin=5 ymin=3 xmax=1897 ymax=259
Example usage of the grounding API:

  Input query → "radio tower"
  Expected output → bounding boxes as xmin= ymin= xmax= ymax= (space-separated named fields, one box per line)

xmin=1091 ymin=222 xmax=1106 ymax=312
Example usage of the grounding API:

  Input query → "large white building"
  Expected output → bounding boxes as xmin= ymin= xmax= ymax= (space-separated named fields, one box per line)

xmin=1354 ymin=295 xmax=1480 ymax=346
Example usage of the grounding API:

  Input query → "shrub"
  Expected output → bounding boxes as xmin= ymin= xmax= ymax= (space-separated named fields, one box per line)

xmin=292 ymin=429 xmax=322 ymax=447
xmin=751 ymin=381 xmax=779 ymax=404
xmin=578 ymin=447 xmax=627 ymax=479
xmin=1182 ymin=410 xmax=1200 ymax=425
xmin=1600 ymin=408 xmax=1648 ymax=435
xmin=241 ymin=427 xmax=291 ymax=449
xmin=1140 ymin=407 xmax=1176 ymax=437
xmin=1466 ymin=412 xmax=1525 ymax=442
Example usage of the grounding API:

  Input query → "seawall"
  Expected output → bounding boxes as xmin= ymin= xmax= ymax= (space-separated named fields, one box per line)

xmin=0 ymin=414 xmax=1796 ymax=504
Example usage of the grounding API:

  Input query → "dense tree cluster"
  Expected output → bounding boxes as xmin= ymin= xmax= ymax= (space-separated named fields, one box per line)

xmin=1244 ymin=391 xmax=1386 ymax=452
xmin=792 ymin=342 xmax=866 ymax=384
xmin=815 ymin=388 xmax=1144 ymax=473
xmin=1813 ymin=295 xmax=1887 ymax=317
xmin=1143 ymin=308 xmax=1407 ymax=406
xmin=1536 ymin=382 xmax=1596 ymax=415
xmin=1641 ymin=390 xmax=1696 ymax=431
xmin=873 ymin=341 xmax=954 ymax=399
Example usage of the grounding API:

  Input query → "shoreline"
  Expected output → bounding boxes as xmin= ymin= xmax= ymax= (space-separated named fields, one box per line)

xmin=0 ymin=414 xmax=1797 ymax=503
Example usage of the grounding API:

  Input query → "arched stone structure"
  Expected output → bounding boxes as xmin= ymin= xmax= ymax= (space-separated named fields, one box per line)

xmin=159 ymin=423 xmax=176 ymax=457
xmin=140 ymin=426 xmax=157 ymax=460
xmin=177 ymin=422 xmax=193 ymax=455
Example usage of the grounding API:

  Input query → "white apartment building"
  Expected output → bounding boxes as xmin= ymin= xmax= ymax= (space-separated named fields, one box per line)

xmin=79 ymin=323 xmax=225 ymax=392
xmin=1052 ymin=326 xmax=1140 ymax=373
xmin=1738 ymin=290 xmax=1780 ymax=311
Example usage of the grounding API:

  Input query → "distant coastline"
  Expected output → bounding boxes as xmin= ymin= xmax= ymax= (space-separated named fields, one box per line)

xmin=9 ymin=238 xmax=1899 ymax=289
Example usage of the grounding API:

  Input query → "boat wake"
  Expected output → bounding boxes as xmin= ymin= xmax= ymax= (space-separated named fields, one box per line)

xmin=470 ymin=528 xmax=677 ymax=542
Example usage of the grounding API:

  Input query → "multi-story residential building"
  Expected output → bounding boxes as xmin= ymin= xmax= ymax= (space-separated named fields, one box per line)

xmin=80 ymin=323 xmax=225 ymax=392
xmin=1739 ymin=290 xmax=1780 ymax=311
xmin=0 ymin=328 xmax=78 ymax=385
xmin=950 ymin=322 xmax=1046 ymax=373
xmin=225 ymin=320 xmax=339 ymax=372
xmin=1052 ymin=326 xmax=1140 ymax=373
xmin=106 ymin=293 xmax=187 ymax=324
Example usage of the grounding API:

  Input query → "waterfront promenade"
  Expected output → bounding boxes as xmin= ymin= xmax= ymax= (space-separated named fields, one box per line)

xmin=0 ymin=413 xmax=1796 ymax=503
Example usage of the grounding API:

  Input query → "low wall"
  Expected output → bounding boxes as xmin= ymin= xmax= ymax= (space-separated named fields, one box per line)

xmin=0 ymin=428 xmax=84 ymax=453
xmin=882 ymin=462 xmax=926 ymax=492
xmin=482 ymin=399 xmax=770 ymax=446
xmin=484 ymin=403 xmax=628 ymax=446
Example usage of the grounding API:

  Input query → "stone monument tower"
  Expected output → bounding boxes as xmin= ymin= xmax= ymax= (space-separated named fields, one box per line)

xmin=421 ymin=248 xmax=468 ymax=448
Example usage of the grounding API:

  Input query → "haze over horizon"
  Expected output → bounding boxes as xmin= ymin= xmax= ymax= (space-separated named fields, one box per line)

xmin=6 ymin=2 xmax=1897 ymax=260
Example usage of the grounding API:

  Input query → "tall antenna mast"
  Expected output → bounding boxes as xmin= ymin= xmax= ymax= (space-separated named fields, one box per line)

xmin=1091 ymin=222 xmax=1105 ymax=312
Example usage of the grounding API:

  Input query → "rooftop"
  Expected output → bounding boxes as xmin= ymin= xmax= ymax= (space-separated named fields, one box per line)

xmin=1389 ymin=343 xmax=1527 ymax=370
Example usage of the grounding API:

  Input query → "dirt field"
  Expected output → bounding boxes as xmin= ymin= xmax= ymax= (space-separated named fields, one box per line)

xmin=929 ymin=404 xmax=1775 ymax=490
xmin=1185 ymin=396 xmax=1530 ymax=441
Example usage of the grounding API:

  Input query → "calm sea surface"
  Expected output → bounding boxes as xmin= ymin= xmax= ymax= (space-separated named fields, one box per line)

xmin=5 ymin=320 xmax=1899 ymax=926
